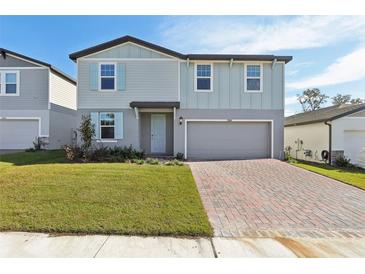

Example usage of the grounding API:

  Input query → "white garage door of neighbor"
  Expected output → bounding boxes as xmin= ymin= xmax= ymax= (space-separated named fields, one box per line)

xmin=344 ymin=130 xmax=365 ymax=165
xmin=0 ymin=120 xmax=39 ymax=149
xmin=187 ymin=121 xmax=272 ymax=160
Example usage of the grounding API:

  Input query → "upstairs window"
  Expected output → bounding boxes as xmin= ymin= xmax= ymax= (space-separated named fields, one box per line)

xmin=195 ymin=64 xmax=213 ymax=91
xmin=245 ymin=64 xmax=262 ymax=92
xmin=0 ymin=71 xmax=19 ymax=96
xmin=100 ymin=112 xmax=115 ymax=139
xmin=100 ymin=64 xmax=116 ymax=91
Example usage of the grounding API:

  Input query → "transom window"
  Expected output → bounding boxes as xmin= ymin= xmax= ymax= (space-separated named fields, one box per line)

xmin=245 ymin=64 xmax=262 ymax=92
xmin=100 ymin=64 xmax=116 ymax=90
xmin=100 ymin=112 xmax=115 ymax=139
xmin=195 ymin=64 xmax=213 ymax=91
xmin=0 ymin=71 xmax=19 ymax=96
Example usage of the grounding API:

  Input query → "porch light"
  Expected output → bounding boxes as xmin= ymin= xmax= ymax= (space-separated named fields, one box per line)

xmin=179 ymin=116 xmax=183 ymax=125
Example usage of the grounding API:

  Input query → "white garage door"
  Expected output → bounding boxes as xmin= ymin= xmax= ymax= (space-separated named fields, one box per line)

xmin=344 ymin=130 xmax=365 ymax=166
xmin=0 ymin=119 xmax=39 ymax=149
xmin=186 ymin=121 xmax=272 ymax=160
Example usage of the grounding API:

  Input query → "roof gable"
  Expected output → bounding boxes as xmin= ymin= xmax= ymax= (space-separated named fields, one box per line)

xmin=85 ymin=42 xmax=172 ymax=59
xmin=69 ymin=35 xmax=293 ymax=63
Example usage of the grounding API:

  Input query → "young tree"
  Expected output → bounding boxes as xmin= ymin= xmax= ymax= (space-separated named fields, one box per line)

xmin=78 ymin=115 xmax=95 ymax=153
xmin=297 ymin=88 xmax=329 ymax=112
xmin=350 ymin=98 xmax=365 ymax=104
xmin=332 ymin=94 xmax=351 ymax=105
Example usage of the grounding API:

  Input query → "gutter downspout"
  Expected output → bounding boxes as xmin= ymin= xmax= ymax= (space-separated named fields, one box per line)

xmin=324 ymin=120 xmax=332 ymax=165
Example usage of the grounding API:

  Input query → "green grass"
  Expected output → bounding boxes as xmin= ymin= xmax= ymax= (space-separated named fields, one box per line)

xmin=0 ymin=150 xmax=212 ymax=236
xmin=291 ymin=160 xmax=365 ymax=190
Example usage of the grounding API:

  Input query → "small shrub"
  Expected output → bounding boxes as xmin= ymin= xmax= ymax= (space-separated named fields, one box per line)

xmin=175 ymin=152 xmax=184 ymax=161
xmin=146 ymin=158 xmax=159 ymax=165
xmin=164 ymin=160 xmax=175 ymax=166
xmin=335 ymin=154 xmax=353 ymax=168
xmin=109 ymin=145 xmax=145 ymax=160
xmin=25 ymin=148 xmax=36 ymax=152
xmin=63 ymin=145 xmax=83 ymax=161
xmin=133 ymin=159 xmax=145 ymax=165
xmin=172 ymin=159 xmax=184 ymax=166
xmin=90 ymin=146 xmax=111 ymax=162
xmin=78 ymin=115 xmax=95 ymax=159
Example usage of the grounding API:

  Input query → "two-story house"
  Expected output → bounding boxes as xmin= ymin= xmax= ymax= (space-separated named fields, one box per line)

xmin=69 ymin=36 xmax=292 ymax=160
xmin=0 ymin=49 xmax=77 ymax=150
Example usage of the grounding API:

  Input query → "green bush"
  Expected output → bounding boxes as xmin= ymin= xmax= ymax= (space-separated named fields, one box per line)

xmin=164 ymin=159 xmax=184 ymax=166
xmin=132 ymin=159 xmax=145 ymax=165
xmin=146 ymin=158 xmax=159 ymax=165
xmin=335 ymin=154 xmax=353 ymax=168
xmin=175 ymin=152 xmax=184 ymax=161
xmin=25 ymin=148 xmax=36 ymax=152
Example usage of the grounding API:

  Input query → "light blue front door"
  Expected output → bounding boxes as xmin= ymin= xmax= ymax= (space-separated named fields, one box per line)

xmin=151 ymin=114 xmax=166 ymax=153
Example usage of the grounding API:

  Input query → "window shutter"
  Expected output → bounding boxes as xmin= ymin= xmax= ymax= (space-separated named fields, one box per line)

xmin=117 ymin=63 xmax=126 ymax=91
xmin=90 ymin=112 xmax=100 ymax=139
xmin=89 ymin=63 xmax=98 ymax=90
xmin=115 ymin=112 xmax=124 ymax=139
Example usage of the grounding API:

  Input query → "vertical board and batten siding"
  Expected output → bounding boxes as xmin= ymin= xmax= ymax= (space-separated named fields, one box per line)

xmin=78 ymin=60 xmax=179 ymax=109
xmin=180 ymin=62 xmax=284 ymax=110
xmin=49 ymin=72 xmax=76 ymax=110
xmin=85 ymin=43 xmax=172 ymax=59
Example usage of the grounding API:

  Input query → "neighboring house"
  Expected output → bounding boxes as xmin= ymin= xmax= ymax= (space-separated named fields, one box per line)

xmin=69 ymin=35 xmax=292 ymax=160
xmin=284 ymin=103 xmax=365 ymax=167
xmin=0 ymin=48 xmax=77 ymax=150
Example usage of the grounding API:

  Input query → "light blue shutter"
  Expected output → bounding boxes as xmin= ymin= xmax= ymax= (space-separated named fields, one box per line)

xmin=90 ymin=112 xmax=100 ymax=139
xmin=117 ymin=63 xmax=126 ymax=91
xmin=115 ymin=112 xmax=124 ymax=139
xmin=89 ymin=63 xmax=98 ymax=90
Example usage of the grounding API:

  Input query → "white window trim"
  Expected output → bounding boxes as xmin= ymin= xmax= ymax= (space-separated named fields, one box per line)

xmin=99 ymin=112 xmax=116 ymax=140
xmin=194 ymin=63 xmax=213 ymax=92
xmin=244 ymin=63 xmax=263 ymax=93
xmin=99 ymin=62 xmax=117 ymax=92
xmin=0 ymin=70 xmax=20 ymax=96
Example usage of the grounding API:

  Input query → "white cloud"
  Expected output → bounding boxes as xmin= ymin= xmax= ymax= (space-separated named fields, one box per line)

xmin=288 ymin=47 xmax=365 ymax=89
xmin=285 ymin=109 xmax=297 ymax=117
xmin=160 ymin=16 xmax=365 ymax=53
xmin=285 ymin=96 xmax=298 ymax=105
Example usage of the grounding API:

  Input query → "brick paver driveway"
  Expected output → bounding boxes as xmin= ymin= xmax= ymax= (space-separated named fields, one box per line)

xmin=189 ymin=159 xmax=365 ymax=238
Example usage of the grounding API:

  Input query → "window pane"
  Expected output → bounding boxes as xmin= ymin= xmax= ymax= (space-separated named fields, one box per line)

xmin=6 ymin=84 xmax=17 ymax=93
xmin=101 ymin=127 xmax=115 ymax=139
xmin=247 ymin=65 xmax=260 ymax=78
xmin=100 ymin=113 xmax=115 ymax=125
xmin=197 ymin=65 xmax=211 ymax=77
xmin=247 ymin=79 xmax=260 ymax=91
xmin=101 ymin=64 xmax=115 ymax=76
xmin=6 ymin=73 xmax=16 ymax=83
xmin=197 ymin=78 xmax=211 ymax=90
xmin=101 ymin=78 xmax=115 ymax=89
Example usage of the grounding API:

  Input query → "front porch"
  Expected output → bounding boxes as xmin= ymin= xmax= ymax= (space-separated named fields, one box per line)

xmin=131 ymin=101 xmax=179 ymax=157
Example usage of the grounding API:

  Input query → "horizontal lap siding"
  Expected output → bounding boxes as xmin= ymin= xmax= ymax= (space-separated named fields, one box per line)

xmin=77 ymin=60 xmax=179 ymax=109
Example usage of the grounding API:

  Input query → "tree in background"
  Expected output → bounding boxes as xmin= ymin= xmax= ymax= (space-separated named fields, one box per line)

xmin=297 ymin=88 xmax=329 ymax=112
xmin=332 ymin=93 xmax=364 ymax=105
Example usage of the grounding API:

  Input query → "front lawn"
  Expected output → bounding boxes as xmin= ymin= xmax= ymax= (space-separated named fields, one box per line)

xmin=291 ymin=160 xmax=365 ymax=190
xmin=0 ymin=151 xmax=212 ymax=236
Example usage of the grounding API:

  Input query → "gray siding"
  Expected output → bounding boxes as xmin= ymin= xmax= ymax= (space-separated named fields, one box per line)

xmin=180 ymin=62 xmax=284 ymax=110
xmin=174 ymin=109 xmax=284 ymax=159
xmin=48 ymin=106 xmax=78 ymax=149
xmin=86 ymin=43 xmax=172 ymax=59
xmin=140 ymin=112 xmax=173 ymax=155
xmin=76 ymin=109 xmax=140 ymax=149
xmin=0 ymin=68 xmax=49 ymax=110
xmin=0 ymin=55 xmax=40 ymax=67
xmin=77 ymin=60 xmax=179 ymax=109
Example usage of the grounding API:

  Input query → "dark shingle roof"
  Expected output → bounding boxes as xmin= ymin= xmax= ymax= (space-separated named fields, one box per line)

xmin=69 ymin=35 xmax=292 ymax=63
xmin=0 ymin=48 xmax=76 ymax=85
xmin=285 ymin=103 xmax=365 ymax=127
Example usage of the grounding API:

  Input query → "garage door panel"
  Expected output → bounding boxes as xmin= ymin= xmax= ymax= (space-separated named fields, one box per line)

xmin=187 ymin=121 xmax=271 ymax=160
xmin=0 ymin=120 xmax=39 ymax=149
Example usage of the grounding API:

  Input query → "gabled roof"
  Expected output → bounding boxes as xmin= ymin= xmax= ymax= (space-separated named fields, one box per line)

xmin=0 ymin=48 xmax=76 ymax=85
xmin=285 ymin=103 xmax=365 ymax=127
xmin=69 ymin=35 xmax=293 ymax=63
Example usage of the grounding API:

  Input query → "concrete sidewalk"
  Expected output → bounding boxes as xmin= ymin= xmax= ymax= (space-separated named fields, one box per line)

xmin=1 ymin=232 xmax=365 ymax=258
